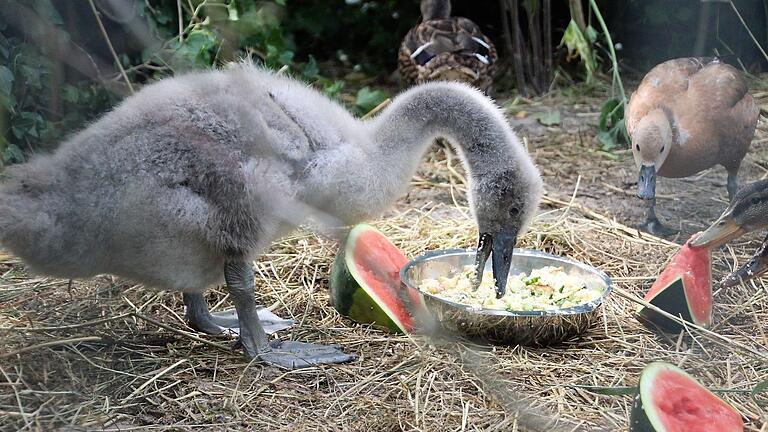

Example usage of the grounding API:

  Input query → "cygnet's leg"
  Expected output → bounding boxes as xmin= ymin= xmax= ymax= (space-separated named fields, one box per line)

xmin=224 ymin=261 xmax=355 ymax=369
xmin=726 ymin=168 xmax=739 ymax=202
xmin=183 ymin=293 xmax=294 ymax=336
xmin=638 ymin=198 xmax=677 ymax=237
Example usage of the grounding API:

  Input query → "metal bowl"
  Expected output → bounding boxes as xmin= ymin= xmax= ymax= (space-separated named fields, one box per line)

xmin=400 ymin=248 xmax=613 ymax=347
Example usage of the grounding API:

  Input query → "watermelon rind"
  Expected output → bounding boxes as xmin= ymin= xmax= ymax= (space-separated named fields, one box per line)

xmin=329 ymin=224 xmax=414 ymax=333
xmin=637 ymin=277 xmax=698 ymax=332
xmin=637 ymin=239 xmax=713 ymax=333
xmin=630 ymin=362 xmax=743 ymax=432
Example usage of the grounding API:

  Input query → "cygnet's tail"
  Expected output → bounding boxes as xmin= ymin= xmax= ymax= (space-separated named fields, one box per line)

xmin=0 ymin=157 xmax=92 ymax=279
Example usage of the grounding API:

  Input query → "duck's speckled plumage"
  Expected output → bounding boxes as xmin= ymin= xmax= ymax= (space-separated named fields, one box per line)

xmin=398 ymin=0 xmax=497 ymax=92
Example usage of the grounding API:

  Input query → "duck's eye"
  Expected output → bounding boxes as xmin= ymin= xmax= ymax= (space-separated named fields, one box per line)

xmin=635 ymin=144 xmax=640 ymax=151
xmin=660 ymin=146 xmax=665 ymax=153
xmin=751 ymin=197 xmax=762 ymax=206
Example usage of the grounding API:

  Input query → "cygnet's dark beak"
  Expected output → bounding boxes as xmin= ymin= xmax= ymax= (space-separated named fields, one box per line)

xmin=637 ymin=165 xmax=656 ymax=200
xmin=689 ymin=213 xmax=745 ymax=249
xmin=721 ymin=239 xmax=768 ymax=287
xmin=473 ymin=230 xmax=516 ymax=298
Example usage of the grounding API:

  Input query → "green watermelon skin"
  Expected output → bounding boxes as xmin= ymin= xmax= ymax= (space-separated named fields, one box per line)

xmin=630 ymin=362 xmax=744 ymax=432
xmin=637 ymin=237 xmax=712 ymax=332
xmin=329 ymin=224 xmax=426 ymax=334
xmin=330 ymin=242 xmax=402 ymax=333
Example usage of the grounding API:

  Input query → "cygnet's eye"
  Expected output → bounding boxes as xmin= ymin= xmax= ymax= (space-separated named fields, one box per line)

xmin=509 ymin=207 xmax=519 ymax=217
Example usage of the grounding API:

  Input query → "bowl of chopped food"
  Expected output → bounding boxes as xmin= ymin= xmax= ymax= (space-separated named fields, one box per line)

xmin=400 ymin=248 xmax=613 ymax=346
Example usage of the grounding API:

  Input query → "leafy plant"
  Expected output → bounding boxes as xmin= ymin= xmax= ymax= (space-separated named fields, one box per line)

xmin=559 ymin=20 xmax=599 ymax=84
xmin=353 ymin=86 xmax=389 ymax=116
xmin=596 ymin=98 xmax=628 ymax=151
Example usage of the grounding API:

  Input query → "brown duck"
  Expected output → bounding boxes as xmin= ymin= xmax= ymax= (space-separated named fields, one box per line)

xmin=398 ymin=0 xmax=498 ymax=92
xmin=626 ymin=57 xmax=759 ymax=236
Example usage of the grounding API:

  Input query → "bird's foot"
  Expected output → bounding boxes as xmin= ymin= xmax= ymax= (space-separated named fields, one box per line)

xmin=247 ymin=340 xmax=356 ymax=369
xmin=636 ymin=218 xmax=678 ymax=237
xmin=187 ymin=307 xmax=294 ymax=336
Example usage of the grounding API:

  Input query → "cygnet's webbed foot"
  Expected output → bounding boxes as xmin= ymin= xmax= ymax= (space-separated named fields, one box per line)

xmin=223 ymin=261 xmax=356 ymax=368
xmin=183 ymin=293 xmax=294 ymax=336
xmin=637 ymin=217 xmax=678 ymax=237
xmin=252 ymin=340 xmax=356 ymax=370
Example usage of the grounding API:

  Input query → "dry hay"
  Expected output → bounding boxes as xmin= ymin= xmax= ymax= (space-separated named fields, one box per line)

xmin=1 ymin=144 xmax=768 ymax=431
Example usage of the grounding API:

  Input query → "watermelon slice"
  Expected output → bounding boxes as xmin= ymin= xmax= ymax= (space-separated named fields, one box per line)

xmin=637 ymin=234 xmax=712 ymax=332
xmin=630 ymin=362 xmax=744 ymax=432
xmin=329 ymin=224 xmax=427 ymax=333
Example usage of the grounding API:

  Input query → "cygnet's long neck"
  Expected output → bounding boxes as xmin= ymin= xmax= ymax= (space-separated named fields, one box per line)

xmin=359 ymin=82 xmax=535 ymax=217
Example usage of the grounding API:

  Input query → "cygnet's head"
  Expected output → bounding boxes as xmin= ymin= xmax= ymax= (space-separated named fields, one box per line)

xmin=632 ymin=109 xmax=673 ymax=200
xmin=691 ymin=179 xmax=768 ymax=250
xmin=470 ymin=159 xmax=543 ymax=298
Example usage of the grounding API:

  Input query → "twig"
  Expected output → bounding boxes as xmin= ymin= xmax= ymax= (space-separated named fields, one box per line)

xmin=176 ymin=0 xmax=184 ymax=43
xmin=361 ymin=98 xmax=392 ymax=120
xmin=588 ymin=0 xmax=625 ymax=104
xmin=540 ymin=194 xmax=680 ymax=248
xmin=728 ymin=0 xmax=768 ymax=63
xmin=130 ymin=312 xmax=232 ymax=353
xmin=120 ymin=359 xmax=187 ymax=403
xmin=0 ymin=313 xmax=132 ymax=332
xmin=612 ymin=286 xmax=768 ymax=362
xmin=1 ymin=336 xmax=102 ymax=359
xmin=87 ymin=0 xmax=134 ymax=94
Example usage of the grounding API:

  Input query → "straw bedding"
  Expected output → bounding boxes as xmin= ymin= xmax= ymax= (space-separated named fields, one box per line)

xmin=1 ymin=148 xmax=767 ymax=431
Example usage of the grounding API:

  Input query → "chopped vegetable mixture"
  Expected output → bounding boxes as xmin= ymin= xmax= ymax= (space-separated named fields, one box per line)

xmin=419 ymin=265 xmax=603 ymax=311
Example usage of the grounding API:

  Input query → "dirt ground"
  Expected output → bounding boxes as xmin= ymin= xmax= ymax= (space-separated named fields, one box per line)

xmin=1 ymin=79 xmax=768 ymax=431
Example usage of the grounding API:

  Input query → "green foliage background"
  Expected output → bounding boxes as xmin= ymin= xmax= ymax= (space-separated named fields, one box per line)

xmin=0 ymin=0 xmax=415 ymax=166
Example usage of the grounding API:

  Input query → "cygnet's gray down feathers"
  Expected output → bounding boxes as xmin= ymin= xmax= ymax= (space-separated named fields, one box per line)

xmin=0 ymin=63 xmax=542 ymax=294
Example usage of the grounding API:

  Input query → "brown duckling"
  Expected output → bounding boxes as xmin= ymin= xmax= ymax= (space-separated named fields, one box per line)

xmin=626 ymin=57 xmax=759 ymax=236
xmin=398 ymin=0 xmax=498 ymax=93
xmin=691 ymin=179 xmax=768 ymax=287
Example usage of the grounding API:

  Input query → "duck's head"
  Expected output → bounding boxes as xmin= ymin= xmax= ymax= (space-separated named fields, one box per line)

xmin=690 ymin=179 xmax=768 ymax=249
xmin=471 ymin=166 xmax=543 ymax=298
xmin=421 ymin=0 xmax=451 ymax=21
xmin=632 ymin=109 xmax=673 ymax=200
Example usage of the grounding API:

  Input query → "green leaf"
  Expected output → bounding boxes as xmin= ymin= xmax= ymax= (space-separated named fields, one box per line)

xmin=301 ymin=55 xmax=318 ymax=80
xmin=533 ymin=110 xmax=561 ymax=126
xmin=227 ymin=0 xmax=240 ymax=21
xmin=355 ymin=86 xmax=388 ymax=113
xmin=752 ymin=379 xmax=768 ymax=407
xmin=566 ymin=385 xmax=638 ymax=396
xmin=274 ymin=0 xmax=286 ymax=5
xmin=3 ymin=144 xmax=25 ymax=163
xmin=559 ymin=20 xmax=597 ymax=83
xmin=0 ymin=65 xmax=14 ymax=98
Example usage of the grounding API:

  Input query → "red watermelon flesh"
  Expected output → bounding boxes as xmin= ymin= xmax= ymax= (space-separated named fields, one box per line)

xmin=350 ymin=229 xmax=419 ymax=329
xmin=639 ymin=234 xmax=712 ymax=330
xmin=329 ymin=224 xmax=428 ymax=333
xmin=631 ymin=362 xmax=743 ymax=432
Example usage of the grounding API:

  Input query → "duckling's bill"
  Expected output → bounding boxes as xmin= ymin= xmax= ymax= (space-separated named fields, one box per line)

xmin=689 ymin=213 xmax=745 ymax=249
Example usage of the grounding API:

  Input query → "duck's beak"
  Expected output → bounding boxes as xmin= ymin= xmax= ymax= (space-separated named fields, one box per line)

xmin=722 ymin=239 xmax=768 ymax=287
xmin=474 ymin=230 xmax=516 ymax=298
xmin=637 ymin=165 xmax=656 ymax=200
xmin=689 ymin=213 xmax=745 ymax=249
